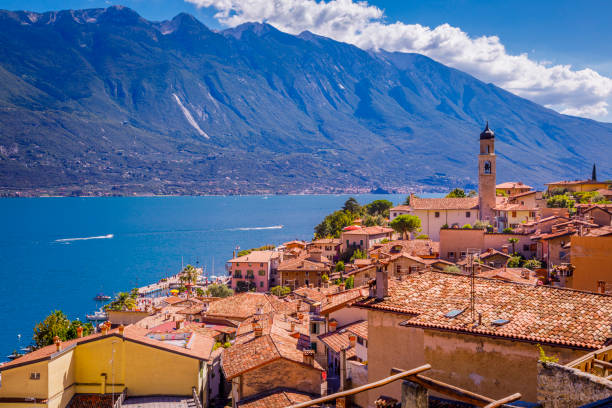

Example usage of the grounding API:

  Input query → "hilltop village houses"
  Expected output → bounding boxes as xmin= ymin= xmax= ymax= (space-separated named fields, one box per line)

xmin=1 ymin=123 xmax=611 ymax=408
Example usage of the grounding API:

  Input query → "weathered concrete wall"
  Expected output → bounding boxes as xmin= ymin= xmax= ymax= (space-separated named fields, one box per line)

xmin=570 ymin=235 xmax=612 ymax=293
xmin=348 ymin=361 xmax=369 ymax=408
xmin=537 ymin=361 xmax=612 ymax=408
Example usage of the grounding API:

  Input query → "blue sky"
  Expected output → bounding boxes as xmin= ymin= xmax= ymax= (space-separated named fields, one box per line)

xmin=3 ymin=0 xmax=612 ymax=121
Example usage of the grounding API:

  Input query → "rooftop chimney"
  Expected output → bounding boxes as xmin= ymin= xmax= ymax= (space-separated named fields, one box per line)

xmin=254 ymin=323 xmax=263 ymax=337
xmin=255 ymin=304 xmax=264 ymax=315
xmin=176 ymin=320 xmax=184 ymax=330
xmin=328 ymin=320 xmax=337 ymax=332
xmin=339 ymin=283 xmax=346 ymax=292
xmin=348 ymin=334 xmax=356 ymax=348
xmin=53 ymin=336 xmax=61 ymax=352
xmin=76 ymin=326 xmax=84 ymax=338
xmin=501 ymin=246 xmax=509 ymax=254
xmin=290 ymin=321 xmax=295 ymax=332
xmin=302 ymin=350 xmax=315 ymax=366
xmin=101 ymin=322 xmax=109 ymax=335
xmin=375 ymin=267 xmax=389 ymax=300
xmin=118 ymin=324 xmax=125 ymax=336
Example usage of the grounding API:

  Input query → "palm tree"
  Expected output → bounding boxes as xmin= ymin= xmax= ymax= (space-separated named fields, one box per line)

xmin=106 ymin=292 xmax=136 ymax=311
xmin=389 ymin=214 xmax=422 ymax=240
xmin=508 ymin=237 xmax=519 ymax=255
xmin=180 ymin=265 xmax=200 ymax=297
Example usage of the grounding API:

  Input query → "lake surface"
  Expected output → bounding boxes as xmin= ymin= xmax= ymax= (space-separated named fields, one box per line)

xmin=0 ymin=193 xmax=416 ymax=357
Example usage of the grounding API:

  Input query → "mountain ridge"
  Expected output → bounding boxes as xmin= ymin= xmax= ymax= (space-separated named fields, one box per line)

xmin=0 ymin=5 xmax=611 ymax=196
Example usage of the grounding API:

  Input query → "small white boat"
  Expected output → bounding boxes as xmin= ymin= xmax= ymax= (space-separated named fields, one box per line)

xmin=86 ymin=309 xmax=108 ymax=321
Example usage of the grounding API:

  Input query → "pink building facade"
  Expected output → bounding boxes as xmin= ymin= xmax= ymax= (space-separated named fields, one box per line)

xmin=227 ymin=250 xmax=281 ymax=293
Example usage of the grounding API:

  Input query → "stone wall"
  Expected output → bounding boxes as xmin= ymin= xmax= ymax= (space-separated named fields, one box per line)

xmin=537 ymin=361 xmax=612 ymax=408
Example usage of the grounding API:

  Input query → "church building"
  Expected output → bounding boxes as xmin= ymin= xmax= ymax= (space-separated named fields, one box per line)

xmin=389 ymin=123 xmax=498 ymax=241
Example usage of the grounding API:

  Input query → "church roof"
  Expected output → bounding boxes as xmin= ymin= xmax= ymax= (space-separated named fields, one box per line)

xmin=480 ymin=122 xmax=495 ymax=140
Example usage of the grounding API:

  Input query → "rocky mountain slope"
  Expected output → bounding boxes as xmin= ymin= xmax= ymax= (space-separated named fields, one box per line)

xmin=1 ymin=6 xmax=611 ymax=195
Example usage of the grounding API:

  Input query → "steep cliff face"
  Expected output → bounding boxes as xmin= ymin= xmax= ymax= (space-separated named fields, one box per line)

xmin=1 ymin=6 xmax=610 ymax=195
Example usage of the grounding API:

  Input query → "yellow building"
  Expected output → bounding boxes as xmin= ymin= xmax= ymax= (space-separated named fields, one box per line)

xmin=546 ymin=180 xmax=611 ymax=193
xmin=569 ymin=234 xmax=612 ymax=293
xmin=0 ymin=325 xmax=214 ymax=408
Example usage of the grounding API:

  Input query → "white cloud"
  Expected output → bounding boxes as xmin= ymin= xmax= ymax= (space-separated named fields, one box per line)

xmin=185 ymin=0 xmax=612 ymax=120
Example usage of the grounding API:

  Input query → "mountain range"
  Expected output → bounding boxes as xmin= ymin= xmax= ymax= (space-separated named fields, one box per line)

xmin=1 ymin=5 xmax=611 ymax=196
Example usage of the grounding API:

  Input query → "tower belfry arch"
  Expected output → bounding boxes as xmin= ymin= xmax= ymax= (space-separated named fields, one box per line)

xmin=478 ymin=122 xmax=496 ymax=222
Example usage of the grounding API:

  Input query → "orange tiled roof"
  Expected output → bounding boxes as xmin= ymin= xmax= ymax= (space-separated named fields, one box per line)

xmin=320 ymin=287 xmax=369 ymax=315
xmin=293 ymin=286 xmax=339 ymax=303
xmin=1 ymin=325 xmax=215 ymax=371
xmin=356 ymin=271 xmax=612 ymax=349
xmin=222 ymin=328 xmax=323 ymax=379
xmin=318 ymin=321 xmax=367 ymax=358
xmin=342 ymin=226 xmax=394 ymax=236
xmin=496 ymin=182 xmax=533 ymax=190
xmin=227 ymin=250 xmax=280 ymax=263
xmin=205 ymin=293 xmax=297 ymax=321
xmin=477 ymin=268 xmax=539 ymax=285
xmin=277 ymin=255 xmax=331 ymax=272
xmin=369 ymin=239 xmax=439 ymax=258
xmin=410 ymin=196 xmax=479 ymax=210
xmin=311 ymin=238 xmax=341 ymax=245
xmin=585 ymin=226 xmax=612 ymax=237
xmin=237 ymin=390 xmax=317 ymax=408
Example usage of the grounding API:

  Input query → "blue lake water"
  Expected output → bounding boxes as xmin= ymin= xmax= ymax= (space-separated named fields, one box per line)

xmin=0 ymin=194 xmax=415 ymax=357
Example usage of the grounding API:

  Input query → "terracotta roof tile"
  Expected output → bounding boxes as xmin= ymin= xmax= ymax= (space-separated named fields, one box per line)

xmin=237 ymin=390 xmax=317 ymax=408
xmin=227 ymin=250 xmax=280 ymax=263
xmin=409 ymin=196 xmax=479 ymax=210
xmin=356 ymin=271 xmax=612 ymax=350
xmin=204 ymin=293 xmax=297 ymax=321
xmin=369 ymin=240 xmax=439 ymax=258
xmin=496 ymin=182 xmax=533 ymax=190
xmin=320 ymin=287 xmax=369 ymax=314
xmin=341 ymin=226 xmax=395 ymax=235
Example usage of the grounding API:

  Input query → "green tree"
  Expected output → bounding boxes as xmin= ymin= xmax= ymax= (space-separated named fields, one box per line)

xmin=335 ymin=261 xmax=345 ymax=272
xmin=206 ymin=283 xmax=233 ymax=298
xmin=446 ymin=188 xmax=466 ymax=198
xmin=508 ymin=237 xmax=519 ymax=254
xmin=350 ymin=249 xmax=367 ymax=262
xmin=502 ymin=227 xmax=514 ymax=233
xmin=415 ymin=234 xmax=429 ymax=240
xmin=467 ymin=190 xmax=477 ymax=197
xmin=402 ymin=195 xmax=411 ymax=205
xmin=523 ymin=259 xmax=542 ymax=270
xmin=314 ymin=210 xmax=354 ymax=238
xmin=270 ymin=286 xmax=291 ymax=297
xmin=390 ymin=214 xmax=422 ymax=240
xmin=507 ymin=256 xmax=522 ymax=268
xmin=195 ymin=287 xmax=205 ymax=297
xmin=66 ymin=320 xmax=93 ymax=340
xmin=106 ymin=292 xmax=136 ymax=311
xmin=444 ymin=265 xmax=461 ymax=274
xmin=462 ymin=224 xmax=473 ymax=229
xmin=473 ymin=220 xmax=490 ymax=230
xmin=547 ymin=194 xmax=575 ymax=209
xmin=345 ymin=276 xmax=355 ymax=289
xmin=33 ymin=310 xmax=70 ymax=349
xmin=321 ymin=274 xmax=329 ymax=283
xmin=365 ymin=199 xmax=393 ymax=217
xmin=342 ymin=197 xmax=361 ymax=214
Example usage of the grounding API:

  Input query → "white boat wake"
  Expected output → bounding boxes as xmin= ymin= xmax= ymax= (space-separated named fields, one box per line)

xmin=231 ymin=225 xmax=283 ymax=231
xmin=55 ymin=234 xmax=114 ymax=243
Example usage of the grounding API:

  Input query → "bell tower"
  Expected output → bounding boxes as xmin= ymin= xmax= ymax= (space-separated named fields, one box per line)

xmin=478 ymin=122 xmax=496 ymax=222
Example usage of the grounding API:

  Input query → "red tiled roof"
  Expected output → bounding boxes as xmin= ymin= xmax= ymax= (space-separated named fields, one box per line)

xmin=496 ymin=182 xmax=533 ymax=190
xmin=204 ymin=293 xmax=297 ymax=321
xmin=410 ymin=196 xmax=479 ymax=210
xmin=237 ymin=390 xmax=317 ymax=408
xmin=320 ymin=287 xmax=369 ymax=315
xmin=293 ymin=286 xmax=339 ymax=303
xmin=356 ymin=271 xmax=612 ymax=349
xmin=477 ymin=268 xmax=539 ymax=285
xmin=546 ymin=180 xmax=611 ymax=186
xmin=318 ymin=321 xmax=367 ymax=358
xmin=1 ymin=325 xmax=215 ymax=371
xmin=277 ymin=255 xmax=331 ymax=272
xmin=585 ymin=226 xmax=612 ymax=237
xmin=342 ymin=226 xmax=394 ymax=235
xmin=369 ymin=239 xmax=439 ymax=258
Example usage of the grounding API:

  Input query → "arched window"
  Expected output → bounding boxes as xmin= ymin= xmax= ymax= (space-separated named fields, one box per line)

xmin=484 ymin=161 xmax=491 ymax=174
